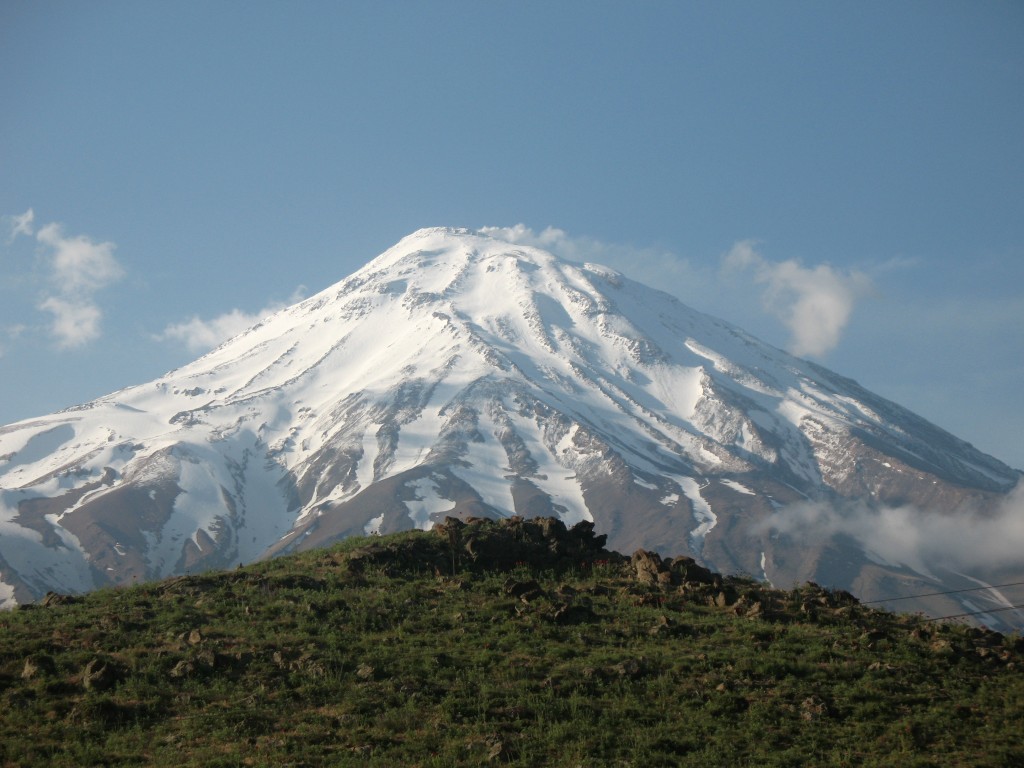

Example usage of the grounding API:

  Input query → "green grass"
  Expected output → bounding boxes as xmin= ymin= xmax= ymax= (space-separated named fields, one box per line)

xmin=1 ymin=521 xmax=1021 ymax=767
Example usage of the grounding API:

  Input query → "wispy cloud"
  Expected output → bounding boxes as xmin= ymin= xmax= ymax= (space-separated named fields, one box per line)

xmin=5 ymin=209 xmax=35 ymax=242
xmin=722 ymin=240 xmax=873 ymax=357
xmin=478 ymin=224 xmax=708 ymax=296
xmin=158 ymin=289 xmax=305 ymax=352
xmin=33 ymin=221 xmax=124 ymax=348
xmin=758 ymin=482 xmax=1024 ymax=577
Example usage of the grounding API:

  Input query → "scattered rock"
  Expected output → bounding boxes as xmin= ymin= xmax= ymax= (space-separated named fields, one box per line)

xmin=713 ymin=589 xmax=738 ymax=608
xmin=801 ymin=695 xmax=829 ymax=721
xmin=631 ymin=550 xmax=667 ymax=584
xmin=504 ymin=578 xmax=543 ymax=600
xmin=487 ymin=741 xmax=505 ymax=762
xmin=649 ymin=614 xmax=673 ymax=636
xmin=631 ymin=550 xmax=723 ymax=590
xmin=82 ymin=657 xmax=119 ymax=691
xmin=169 ymin=660 xmax=197 ymax=679
xmin=295 ymin=654 xmax=327 ymax=678
xmin=356 ymin=663 xmax=376 ymax=681
xmin=732 ymin=595 xmax=763 ymax=618
xmin=668 ymin=556 xmax=717 ymax=586
xmin=611 ymin=658 xmax=646 ymax=680
xmin=21 ymin=655 xmax=56 ymax=680
xmin=41 ymin=591 xmax=77 ymax=607
xmin=434 ymin=516 xmax=613 ymax=573
xmin=930 ymin=638 xmax=956 ymax=656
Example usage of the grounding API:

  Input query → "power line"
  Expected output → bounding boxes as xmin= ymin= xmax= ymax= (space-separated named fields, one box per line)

xmin=860 ymin=580 xmax=1024 ymax=605
xmin=920 ymin=602 xmax=1024 ymax=624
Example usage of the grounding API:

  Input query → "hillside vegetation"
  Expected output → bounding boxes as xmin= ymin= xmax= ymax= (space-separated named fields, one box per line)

xmin=1 ymin=517 xmax=1021 ymax=767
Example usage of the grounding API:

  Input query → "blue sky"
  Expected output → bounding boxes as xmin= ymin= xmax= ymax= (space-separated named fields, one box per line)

xmin=1 ymin=1 xmax=1022 ymax=468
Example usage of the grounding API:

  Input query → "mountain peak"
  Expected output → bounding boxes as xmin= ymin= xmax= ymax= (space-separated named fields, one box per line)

xmin=355 ymin=225 xmax=563 ymax=279
xmin=0 ymin=228 xmax=1019 ymax=628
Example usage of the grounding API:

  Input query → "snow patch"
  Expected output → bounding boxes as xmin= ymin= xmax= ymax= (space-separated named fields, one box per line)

xmin=403 ymin=476 xmax=455 ymax=531
xmin=357 ymin=423 xmax=382 ymax=490
xmin=0 ymin=492 xmax=97 ymax=597
xmin=451 ymin=422 xmax=517 ymax=515
xmin=720 ymin=479 xmax=755 ymax=496
xmin=515 ymin=417 xmax=591 ymax=525
xmin=679 ymin=478 xmax=716 ymax=553
xmin=146 ymin=459 xmax=226 ymax=577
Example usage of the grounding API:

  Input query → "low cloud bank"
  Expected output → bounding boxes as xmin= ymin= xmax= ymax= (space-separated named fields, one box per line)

xmin=758 ymin=482 xmax=1024 ymax=577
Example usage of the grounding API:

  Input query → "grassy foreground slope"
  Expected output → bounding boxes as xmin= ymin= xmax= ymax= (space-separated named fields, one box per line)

xmin=1 ymin=517 xmax=1022 ymax=767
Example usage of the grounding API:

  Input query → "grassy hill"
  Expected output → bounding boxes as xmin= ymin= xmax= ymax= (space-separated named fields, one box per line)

xmin=1 ymin=516 xmax=1021 ymax=767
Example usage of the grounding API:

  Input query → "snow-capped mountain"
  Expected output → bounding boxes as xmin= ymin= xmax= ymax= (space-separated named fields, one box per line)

xmin=1 ymin=228 xmax=1020 ymax=624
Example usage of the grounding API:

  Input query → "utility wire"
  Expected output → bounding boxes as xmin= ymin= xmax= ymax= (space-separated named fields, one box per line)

xmin=860 ymin=580 xmax=1024 ymax=605
xmin=920 ymin=602 xmax=1024 ymax=624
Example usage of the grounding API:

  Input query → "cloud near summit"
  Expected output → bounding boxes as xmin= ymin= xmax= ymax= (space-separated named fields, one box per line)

xmin=480 ymin=225 xmax=872 ymax=358
xmin=723 ymin=241 xmax=873 ymax=357
xmin=477 ymin=225 xmax=713 ymax=302
xmin=478 ymin=225 xmax=687 ymax=273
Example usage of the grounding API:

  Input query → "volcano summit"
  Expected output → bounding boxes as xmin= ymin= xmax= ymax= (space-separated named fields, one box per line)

xmin=0 ymin=228 xmax=1020 ymax=623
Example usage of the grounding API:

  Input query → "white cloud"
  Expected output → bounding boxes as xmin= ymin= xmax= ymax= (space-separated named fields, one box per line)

xmin=758 ymin=483 xmax=1024 ymax=576
xmin=478 ymin=224 xmax=572 ymax=253
xmin=37 ymin=296 xmax=102 ymax=348
xmin=722 ymin=240 xmax=872 ymax=358
xmin=158 ymin=289 xmax=305 ymax=352
xmin=29 ymin=221 xmax=125 ymax=349
xmin=6 ymin=209 xmax=35 ymax=242
xmin=36 ymin=223 xmax=123 ymax=295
